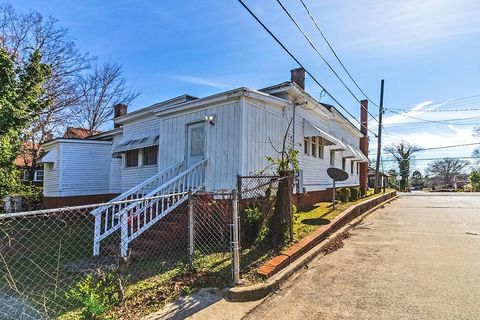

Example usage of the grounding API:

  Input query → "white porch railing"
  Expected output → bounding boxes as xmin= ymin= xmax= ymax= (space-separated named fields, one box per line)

xmin=92 ymin=161 xmax=184 ymax=255
xmin=120 ymin=159 xmax=207 ymax=257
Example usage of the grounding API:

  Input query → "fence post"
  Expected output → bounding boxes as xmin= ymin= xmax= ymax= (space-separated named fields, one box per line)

xmin=93 ymin=212 xmax=101 ymax=256
xmin=188 ymin=189 xmax=194 ymax=265
xmin=231 ymin=189 xmax=241 ymax=284
xmin=120 ymin=208 xmax=129 ymax=258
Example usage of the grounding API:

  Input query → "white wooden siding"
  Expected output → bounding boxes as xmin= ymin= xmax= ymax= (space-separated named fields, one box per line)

xmin=43 ymin=144 xmax=61 ymax=197
xmin=59 ymin=142 xmax=112 ymax=196
xmin=294 ymin=105 xmax=361 ymax=191
xmin=120 ymin=114 xmax=160 ymax=192
xmin=241 ymin=100 xmax=286 ymax=176
xmin=109 ymin=134 xmax=122 ymax=194
xmin=158 ymin=101 xmax=241 ymax=191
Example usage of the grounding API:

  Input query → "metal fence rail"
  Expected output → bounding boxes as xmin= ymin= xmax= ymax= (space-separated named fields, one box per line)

xmin=0 ymin=191 xmax=236 ymax=319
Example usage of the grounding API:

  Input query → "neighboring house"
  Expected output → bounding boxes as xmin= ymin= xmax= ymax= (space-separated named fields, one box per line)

xmin=40 ymin=68 xmax=370 ymax=210
xmin=367 ymin=166 xmax=389 ymax=189
xmin=14 ymin=143 xmax=44 ymax=187
xmin=63 ymin=127 xmax=102 ymax=139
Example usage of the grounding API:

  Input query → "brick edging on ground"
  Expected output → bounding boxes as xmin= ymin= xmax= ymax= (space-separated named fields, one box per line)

xmin=227 ymin=191 xmax=397 ymax=302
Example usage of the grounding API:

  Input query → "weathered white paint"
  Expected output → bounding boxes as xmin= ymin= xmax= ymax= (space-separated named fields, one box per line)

xmin=158 ymin=100 xmax=241 ymax=191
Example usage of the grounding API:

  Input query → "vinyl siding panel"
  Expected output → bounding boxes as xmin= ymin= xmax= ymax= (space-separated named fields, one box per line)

xmin=42 ymin=144 xmax=61 ymax=197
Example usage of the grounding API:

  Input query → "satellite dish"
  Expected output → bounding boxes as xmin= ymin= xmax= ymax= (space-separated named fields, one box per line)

xmin=327 ymin=167 xmax=349 ymax=182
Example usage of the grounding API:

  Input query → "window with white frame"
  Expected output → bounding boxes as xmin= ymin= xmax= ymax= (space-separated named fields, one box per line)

xmin=350 ymin=160 xmax=354 ymax=174
xmin=23 ymin=170 xmax=29 ymax=181
xmin=342 ymin=157 xmax=346 ymax=170
xmin=311 ymin=137 xmax=317 ymax=157
xmin=330 ymin=150 xmax=335 ymax=166
xmin=125 ymin=150 xmax=139 ymax=167
xmin=143 ymin=146 xmax=158 ymax=166
xmin=304 ymin=137 xmax=310 ymax=155
xmin=34 ymin=170 xmax=44 ymax=181
xmin=357 ymin=162 xmax=360 ymax=175
xmin=318 ymin=137 xmax=324 ymax=159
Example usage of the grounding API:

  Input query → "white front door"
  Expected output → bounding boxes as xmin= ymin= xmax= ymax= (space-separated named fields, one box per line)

xmin=186 ymin=122 xmax=206 ymax=168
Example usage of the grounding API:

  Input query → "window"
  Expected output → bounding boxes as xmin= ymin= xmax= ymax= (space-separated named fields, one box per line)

xmin=311 ymin=137 xmax=317 ymax=157
xmin=23 ymin=170 xmax=29 ymax=181
xmin=318 ymin=137 xmax=324 ymax=159
xmin=190 ymin=126 xmax=205 ymax=156
xmin=330 ymin=150 xmax=335 ymax=166
xmin=350 ymin=161 xmax=354 ymax=174
xmin=342 ymin=158 xmax=346 ymax=170
xmin=356 ymin=162 xmax=360 ymax=175
xmin=34 ymin=170 xmax=44 ymax=181
xmin=304 ymin=137 xmax=310 ymax=155
xmin=143 ymin=146 xmax=158 ymax=166
xmin=125 ymin=150 xmax=139 ymax=167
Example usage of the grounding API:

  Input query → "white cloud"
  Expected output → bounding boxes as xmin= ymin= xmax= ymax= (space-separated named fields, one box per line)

xmin=171 ymin=75 xmax=230 ymax=89
xmin=318 ymin=0 xmax=480 ymax=53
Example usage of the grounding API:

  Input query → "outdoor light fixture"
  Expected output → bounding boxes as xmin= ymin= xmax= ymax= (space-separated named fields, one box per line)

xmin=205 ymin=114 xmax=216 ymax=125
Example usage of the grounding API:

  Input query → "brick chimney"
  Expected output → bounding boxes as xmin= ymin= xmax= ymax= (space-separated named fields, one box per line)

xmin=359 ymin=99 xmax=369 ymax=190
xmin=113 ymin=104 xmax=128 ymax=129
xmin=290 ymin=67 xmax=305 ymax=89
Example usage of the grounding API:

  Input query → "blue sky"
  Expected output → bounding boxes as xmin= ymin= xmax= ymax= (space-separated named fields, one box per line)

xmin=8 ymin=0 xmax=480 ymax=173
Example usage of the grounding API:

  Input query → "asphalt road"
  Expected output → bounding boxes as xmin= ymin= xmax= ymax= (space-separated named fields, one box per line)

xmin=244 ymin=192 xmax=480 ymax=320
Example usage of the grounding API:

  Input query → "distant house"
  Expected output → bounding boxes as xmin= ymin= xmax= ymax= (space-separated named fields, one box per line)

xmin=14 ymin=142 xmax=44 ymax=186
xmin=367 ymin=166 xmax=389 ymax=189
xmin=63 ymin=127 xmax=101 ymax=139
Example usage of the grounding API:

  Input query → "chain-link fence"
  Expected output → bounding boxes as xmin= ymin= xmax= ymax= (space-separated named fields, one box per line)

xmin=237 ymin=174 xmax=294 ymax=277
xmin=0 ymin=192 xmax=236 ymax=319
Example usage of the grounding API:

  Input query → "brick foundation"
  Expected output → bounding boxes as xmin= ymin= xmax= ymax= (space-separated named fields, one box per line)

xmin=293 ymin=188 xmax=334 ymax=210
xmin=43 ymin=194 xmax=119 ymax=209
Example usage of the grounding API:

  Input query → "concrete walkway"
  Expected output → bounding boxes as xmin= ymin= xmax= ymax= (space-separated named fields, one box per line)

xmin=241 ymin=192 xmax=480 ymax=320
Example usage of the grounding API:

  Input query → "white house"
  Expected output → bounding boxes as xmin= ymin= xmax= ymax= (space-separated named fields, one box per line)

xmin=41 ymin=68 xmax=370 ymax=255
xmin=41 ymin=68 xmax=369 ymax=209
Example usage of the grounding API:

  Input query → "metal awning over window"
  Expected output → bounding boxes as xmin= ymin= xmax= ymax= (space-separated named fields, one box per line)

xmin=352 ymin=147 xmax=369 ymax=163
xmin=343 ymin=144 xmax=358 ymax=158
xmin=39 ymin=150 xmax=57 ymax=163
xmin=112 ymin=134 xmax=159 ymax=157
xmin=303 ymin=120 xmax=336 ymax=146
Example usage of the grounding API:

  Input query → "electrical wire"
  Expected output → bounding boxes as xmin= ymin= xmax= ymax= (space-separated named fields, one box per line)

xmin=385 ymin=109 xmax=480 ymax=126
xmin=298 ymin=0 xmax=380 ymax=109
xmin=368 ymin=142 xmax=480 ymax=156
xmin=237 ymin=0 xmax=379 ymax=137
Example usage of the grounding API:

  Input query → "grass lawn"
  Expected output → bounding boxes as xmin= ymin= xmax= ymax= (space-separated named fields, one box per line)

xmin=293 ymin=188 xmax=383 ymax=241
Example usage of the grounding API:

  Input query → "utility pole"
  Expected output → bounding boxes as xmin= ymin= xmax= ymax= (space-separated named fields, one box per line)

xmin=374 ymin=79 xmax=384 ymax=193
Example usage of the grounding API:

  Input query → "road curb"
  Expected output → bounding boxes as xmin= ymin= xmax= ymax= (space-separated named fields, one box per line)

xmin=226 ymin=193 xmax=398 ymax=302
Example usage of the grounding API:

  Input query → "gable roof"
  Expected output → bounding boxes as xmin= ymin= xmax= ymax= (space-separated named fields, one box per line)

xmin=63 ymin=127 xmax=101 ymax=139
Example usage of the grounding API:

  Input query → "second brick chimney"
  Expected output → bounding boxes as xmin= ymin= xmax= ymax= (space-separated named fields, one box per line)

xmin=359 ymin=99 xmax=369 ymax=190
xmin=113 ymin=104 xmax=128 ymax=129
xmin=290 ymin=67 xmax=305 ymax=90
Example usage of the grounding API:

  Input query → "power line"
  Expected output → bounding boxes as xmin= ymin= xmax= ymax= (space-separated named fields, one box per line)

xmin=275 ymin=0 xmax=381 ymax=125
xmin=298 ymin=0 xmax=380 ymax=109
xmin=385 ymin=109 xmax=480 ymax=126
xmin=368 ymin=142 xmax=480 ymax=155
xmin=237 ymin=0 xmax=379 ymax=137
xmin=381 ymin=156 xmax=478 ymax=162
xmin=387 ymin=107 xmax=480 ymax=113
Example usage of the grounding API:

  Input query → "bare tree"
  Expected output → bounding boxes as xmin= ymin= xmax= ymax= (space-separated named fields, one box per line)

xmin=71 ymin=61 xmax=140 ymax=134
xmin=426 ymin=158 xmax=469 ymax=187
xmin=1 ymin=4 xmax=91 ymax=177
xmin=384 ymin=141 xmax=419 ymax=191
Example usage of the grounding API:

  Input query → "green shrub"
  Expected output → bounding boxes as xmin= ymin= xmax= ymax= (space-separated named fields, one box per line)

xmin=241 ymin=206 xmax=263 ymax=248
xmin=66 ymin=271 xmax=121 ymax=319
xmin=337 ymin=188 xmax=350 ymax=203
xmin=359 ymin=187 xmax=367 ymax=198
xmin=349 ymin=187 xmax=360 ymax=202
